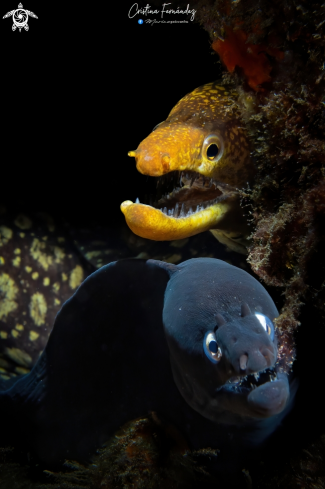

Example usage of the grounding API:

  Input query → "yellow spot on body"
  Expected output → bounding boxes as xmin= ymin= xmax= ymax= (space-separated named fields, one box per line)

xmin=15 ymin=324 xmax=24 ymax=331
xmin=25 ymin=266 xmax=32 ymax=273
xmin=30 ymin=238 xmax=53 ymax=270
xmin=15 ymin=366 xmax=30 ymax=375
xmin=29 ymin=330 xmax=39 ymax=341
xmin=0 ymin=226 xmax=13 ymax=246
xmin=54 ymin=246 xmax=65 ymax=264
xmin=42 ymin=236 xmax=48 ymax=241
xmin=0 ymin=256 xmax=4 ymax=265
xmin=11 ymin=329 xmax=19 ymax=338
xmin=0 ymin=367 xmax=7 ymax=373
xmin=31 ymin=272 xmax=39 ymax=280
xmin=14 ymin=214 xmax=32 ymax=230
xmin=53 ymin=282 xmax=60 ymax=293
xmin=62 ymin=272 xmax=68 ymax=282
xmin=5 ymin=347 xmax=32 ymax=367
xmin=230 ymin=133 xmax=234 ymax=140
xmin=57 ymin=237 xmax=65 ymax=243
xmin=0 ymin=273 xmax=18 ymax=321
xmin=29 ymin=292 xmax=47 ymax=327
xmin=12 ymin=256 xmax=21 ymax=268
xmin=14 ymin=248 xmax=21 ymax=254
xmin=0 ymin=374 xmax=10 ymax=380
xmin=43 ymin=277 xmax=50 ymax=286
xmin=0 ymin=331 xmax=8 ymax=339
xmin=69 ymin=265 xmax=84 ymax=289
xmin=54 ymin=298 xmax=61 ymax=306
xmin=19 ymin=232 xmax=25 ymax=238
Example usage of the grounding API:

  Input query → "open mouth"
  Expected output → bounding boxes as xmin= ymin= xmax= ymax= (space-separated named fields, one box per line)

xmin=145 ymin=171 xmax=224 ymax=216
xmin=223 ymin=367 xmax=278 ymax=394
xmin=121 ymin=170 xmax=239 ymax=241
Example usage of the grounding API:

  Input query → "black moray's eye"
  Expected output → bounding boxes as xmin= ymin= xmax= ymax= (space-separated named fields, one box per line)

xmin=202 ymin=134 xmax=224 ymax=163
xmin=255 ymin=313 xmax=275 ymax=341
xmin=203 ymin=331 xmax=222 ymax=364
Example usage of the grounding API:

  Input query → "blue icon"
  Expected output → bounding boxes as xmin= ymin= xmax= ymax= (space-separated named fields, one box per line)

xmin=138 ymin=19 xmax=143 ymax=24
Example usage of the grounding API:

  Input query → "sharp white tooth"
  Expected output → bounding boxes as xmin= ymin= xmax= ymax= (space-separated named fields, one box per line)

xmin=135 ymin=197 xmax=140 ymax=204
xmin=254 ymin=373 xmax=259 ymax=381
xmin=196 ymin=205 xmax=200 ymax=213
xmin=188 ymin=207 xmax=193 ymax=216
xmin=180 ymin=203 xmax=185 ymax=217
xmin=168 ymin=209 xmax=174 ymax=216
xmin=175 ymin=203 xmax=179 ymax=217
xmin=163 ymin=207 xmax=167 ymax=214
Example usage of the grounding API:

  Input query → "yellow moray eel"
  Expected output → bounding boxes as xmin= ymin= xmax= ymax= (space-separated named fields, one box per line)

xmin=121 ymin=82 xmax=255 ymax=254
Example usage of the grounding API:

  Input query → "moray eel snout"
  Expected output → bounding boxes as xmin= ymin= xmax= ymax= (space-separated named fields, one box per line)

xmin=121 ymin=82 xmax=255 ymax=251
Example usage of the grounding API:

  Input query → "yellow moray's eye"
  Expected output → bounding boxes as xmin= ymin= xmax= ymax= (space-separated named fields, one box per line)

xmin=202 ymin=134 xmax=224 ymax=162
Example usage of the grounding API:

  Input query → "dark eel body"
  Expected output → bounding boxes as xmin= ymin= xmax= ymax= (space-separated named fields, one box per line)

xmin=0 ymin=258 xmax=291 ymax=466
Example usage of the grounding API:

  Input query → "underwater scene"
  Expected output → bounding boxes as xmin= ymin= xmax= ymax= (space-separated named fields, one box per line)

xmin=1 ymin=0 xmax=325 ymax=487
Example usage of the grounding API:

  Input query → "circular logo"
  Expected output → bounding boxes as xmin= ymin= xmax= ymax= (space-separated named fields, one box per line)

xmin=138 ymin=19 xmax=143 ymax=24
xmin=13 ymin=8 xmax=28 ymax=28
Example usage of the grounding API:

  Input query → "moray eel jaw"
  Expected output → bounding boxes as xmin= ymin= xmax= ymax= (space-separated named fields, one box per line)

xmin=220 ymin=367 xmax=290 ymax=419
xmin=170 ymin=351 xmax=289 ymax=422
xmin=121 ymin=172 xmax=248 ymax=243
xmin=121 ymin=192 xmax=233 ymax=241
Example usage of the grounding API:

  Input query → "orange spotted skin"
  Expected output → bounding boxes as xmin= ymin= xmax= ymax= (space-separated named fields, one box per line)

xmin=133 ymin=82 xmax=253 ymax=187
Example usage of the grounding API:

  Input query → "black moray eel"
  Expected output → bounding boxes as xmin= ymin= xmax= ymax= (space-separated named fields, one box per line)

xmin=0 ymin=258 xmax=291 ymax=466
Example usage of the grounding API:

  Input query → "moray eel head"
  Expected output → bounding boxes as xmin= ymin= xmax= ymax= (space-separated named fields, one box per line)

xmin=163 ymin=259 xmax=290 ymax=422
xmin=121 ymin=82 xmax=254 ymax=246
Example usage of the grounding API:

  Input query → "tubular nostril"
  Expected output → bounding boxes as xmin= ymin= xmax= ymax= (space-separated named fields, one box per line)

xmin=161 ymin=153 xmax=170 ymax=171
xmin=239 ymin=354 xmax=248 ymax=371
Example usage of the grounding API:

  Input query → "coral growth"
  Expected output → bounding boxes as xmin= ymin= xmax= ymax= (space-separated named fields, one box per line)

xmin=212 ymin=27 xmax=284 ymax=91
xmin=0 ymin=416 xmax=220 ymax=489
